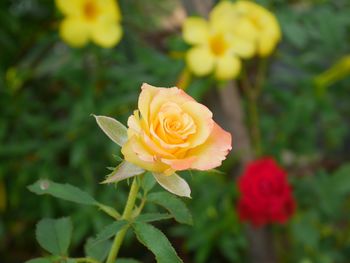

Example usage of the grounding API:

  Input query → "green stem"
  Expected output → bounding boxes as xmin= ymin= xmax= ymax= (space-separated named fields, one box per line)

xmin=74 ymin=257 xmax=100 ymax=263
xmin=106 ymin=177 xmax=140 ymax=263
xmin=247 ymin=92 xmax=262 ymax=157
xmin=241 ymin=66 xmax=263 ymax=157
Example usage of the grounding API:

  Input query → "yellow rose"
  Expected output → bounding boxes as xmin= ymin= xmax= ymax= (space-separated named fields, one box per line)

xmin=121 ymin=83 xmax=232 ymax=176
xmin=55 ymin=0 xmax=122 ymax=48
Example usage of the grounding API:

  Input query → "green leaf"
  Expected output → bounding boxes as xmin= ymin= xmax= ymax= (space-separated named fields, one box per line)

xmin=101 ymin=161 xmax=144 ymax=184
xmin=147 ymin=192 xmax=192 ymax=225
xmin=153 ymin=173 xmax=191 ymax=198
xmin=25 ymin=258 xmax=52 ymax=263
xmin=117 ymin=259 xmax=142 ymax=263
xmin=330 ymin=164 xmax=350 ymax=195
xmin=92 ymin=220 xmax=127 ymax=245
xmin=84 ymin=237 xmax=111 ymax=262
xmin=28 ymin=180 xmax=120 ymax=219
xmin=94 ymin=115 xmax=128 ymax=146
xmin=28 ymin=180 xmax=97 ymax=205
xmin=35 ymin=218 xmax=72 ymax=256
xmin=136 ymin=213 xmax=173 ymax=223
xmin=133 ymin=222 xmax=183 ymax=263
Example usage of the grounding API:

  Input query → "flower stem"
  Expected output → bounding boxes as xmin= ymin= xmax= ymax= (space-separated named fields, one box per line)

xmin=106 ymin=177 xmax=140 ymax=263
xmin=241 ymin=61 xmax=266 ymax=157
xmin=75 ymin=257 xmax=100 ymax=263
xmin=247 ymin=92 xmax=262 ymax=157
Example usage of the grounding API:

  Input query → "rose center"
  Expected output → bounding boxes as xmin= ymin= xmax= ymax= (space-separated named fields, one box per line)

xmin=209 ymin=33 xmax=229 ymax=56
xmin=84 ymin=1 xmax=98 ymax=20
xmin=153 ymin=103 xmax=196 ymax=145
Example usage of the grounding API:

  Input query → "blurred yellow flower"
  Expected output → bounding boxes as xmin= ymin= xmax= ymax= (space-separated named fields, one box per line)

xmin=182 ymin=17 xmax=254 ymax=80
xmin=55 ymin=0 xmax=122 ymax=48
xmin=211 ymin=0 xmax=281 ymax=57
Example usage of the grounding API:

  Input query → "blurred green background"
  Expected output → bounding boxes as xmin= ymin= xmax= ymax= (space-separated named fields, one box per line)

xmin=1 ymin=0 xmax=350 ymax=262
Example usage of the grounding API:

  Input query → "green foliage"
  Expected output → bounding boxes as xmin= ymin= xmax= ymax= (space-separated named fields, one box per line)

xmin=135 ymin=213 xmax=173 ymax=223
xmin=85 ymin=237 xmax=111 ymax=262
xmin=91 ymin=221 xmax=127 ymax=245
xmin=133 ymin=222 xmax=183 ymax=263
xmin=2 ymin=0 xmax=350 ymax=262
xmin=147 ymin=192 xmax=193 ymax=225
xmin=28 ymin=180 xmax=120 ymax=219
xmin=35 ymin=217 xmax=72 ymax=256
xmin=25 ymin=258 xmax=52 ymax=263
xmin=28 ymin=180 xmax=97 ymax=206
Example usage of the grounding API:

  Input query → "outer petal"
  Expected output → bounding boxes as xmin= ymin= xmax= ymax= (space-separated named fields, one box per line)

xmin=138 ymin=83 xmax=160 ymax=126
xmin=186 ymin=46 xmax=215 ymax=76
xmin=55 ymin=0 xmax=84 ymax=16
xmin=161 ymin=156 xmax=197 ymax=171
xmin=121 ymin=136 xmax=171 ymax=173
xmin=91 ymin=20 xmax=122 ymax=48
xmin=182 ymin=17 xmax=209 ymax=45
xmin=59 ymin=17 xmax=90 ymax=47
xmin=188 ymin=122 xmax=232 ymax=170
xmin=215 ymin=54 xmax=241 ymax=80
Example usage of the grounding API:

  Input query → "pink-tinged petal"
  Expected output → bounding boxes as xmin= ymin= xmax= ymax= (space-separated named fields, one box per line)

xmin=161 ymin=156 xmax=197 ymax=171
xmin=188 ymin=122 xmax=232 ymax=170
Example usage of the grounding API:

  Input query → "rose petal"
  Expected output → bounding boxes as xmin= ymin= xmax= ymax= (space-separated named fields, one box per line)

xmin=188 ymin=122 xmax=232 ymax=170
xmin=180 ymin=101 xmax=213 ymax=148
xmin=121 ymin=136 xmax=171 ymax=173
xmin=161 ymin=156 xmax=197 ymax=171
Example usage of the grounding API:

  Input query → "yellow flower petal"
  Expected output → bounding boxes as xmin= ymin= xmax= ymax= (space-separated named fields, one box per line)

xmin=186 ymin=47 xmax=215 ymax=76
xmin=59 ymin=17 xmax=90 ymax=47
xmin=215 ymin=54 xmax=241 ymax=80
xmin=91 ymin=20 xmax=122 ymax=48
xmin=210 ymin=1 xmax=238 ymax=32
xmin=55 ymin=0 xmax=84 ymax=16
xmin=230 ymin=37 xmax=255 ymax=59
xmin=96 ymin=0 xmax=122 ymax=21
xmin=182 ymin=17 xmax=209 ymax=45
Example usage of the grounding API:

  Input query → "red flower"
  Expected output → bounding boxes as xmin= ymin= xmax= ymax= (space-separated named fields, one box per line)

xmin=237 ymin=157 xmax=296 ymax=227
